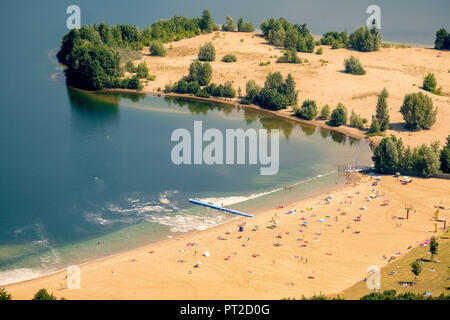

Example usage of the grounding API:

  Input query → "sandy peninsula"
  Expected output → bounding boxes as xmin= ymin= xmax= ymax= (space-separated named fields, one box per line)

xmin=138 ymin=31 xmax=450 ymax=148
xmin=5 ymin=174 xmax=450 ymax=299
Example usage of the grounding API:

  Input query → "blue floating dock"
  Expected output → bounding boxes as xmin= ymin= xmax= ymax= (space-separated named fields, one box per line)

xmin=189 ymin=199 xmax=254 ymax=218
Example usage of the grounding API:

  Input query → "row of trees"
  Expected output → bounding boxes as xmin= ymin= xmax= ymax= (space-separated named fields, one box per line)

xmin=164 ymin=59 xmax=236 ymax=99
xmin=260 ymin=18 xmax=316 ymax=53
xmin=222 ymin=16 xmax=255 ymax=32
xmin=372 ymin=134 xmax=450 ymax=176
xmin=0 ymin=288 xmax=62 ymax=300
xmin=242 ymin=72 xmax=298 ymax=110
xmin=57 ymin=10 xmax=218 ymax=90
xmin=320 ymin=23 xmax=381 ymax=52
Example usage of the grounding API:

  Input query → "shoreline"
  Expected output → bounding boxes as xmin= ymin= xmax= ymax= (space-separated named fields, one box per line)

xmin=2 ymin=171 xmax=347 ymax=288
xmin=101 ymin=88 xmax=375 ymax=146
xmin=6 ymin=173 xmax=450 ymax=299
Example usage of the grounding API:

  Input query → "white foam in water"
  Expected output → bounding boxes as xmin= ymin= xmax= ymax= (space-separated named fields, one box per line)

xmin=199 ymin=188 xmax=283 ymax=207
xmin=149 ymin=214 xmax=225 ymax=233
xmin=0 ymin=268 xmax=51 ymax=286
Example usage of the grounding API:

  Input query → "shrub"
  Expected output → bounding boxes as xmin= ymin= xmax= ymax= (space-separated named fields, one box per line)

xmin=222 ymin=16 xmax=236 ymax=32
xmin=350 ymin=110 xmax=366 ymax=128
xmin=0 ymin=287 xmax=11 ymax=300
xmin=125 ymin=61 xmax=136 ymax=73
xmin=295 ymin=99 xmax=318 ymax=120
xmin=149 ymin=41 xmax=167 ymax=56
xmin=258 ymin=88 xmax=289 ymax=110
xmin=423 ymin=73 xmax=437 ymax=93
xmin=320 ymin=31 xmax=349 ymax=48
xmin=319 ymin=104 xmax=331 ymax=120
xmin=400 ymin=92 xmax=437 ymax=130
xmin=33 ymin=288 xmax=56 ymax=300
xmin=243 ymin=79 xmax=261 ymax=104
xmin=198 ymin=42 xmax=216 ymax=61
xmin=277 ymin=48 xmax=301 ymax=64
xmin=434 ymin=28 xmax=450 ymax=49
xmin=135 ymin=62 xmax=149 ymax=79
xmin=188 ymin=60 xmax=212 ymax=86
xmin=222 ymin=54 xmax=237 ymax=63
xmin=316 ymin=47 xmax=323 ymax=55
xmin=368 ymin=117 xmax=382 ymax=136
xmin=344 ymin=56 xmax=366 ymax=75
xmin=330 ymin=103 xmax=347 ymax=126
xmin=241 ymin=22 xmax=255 ymax=32
xmin=349 ymin=25 xmax=381 ymax=52
xmin=195 ymin=88 xmax=211 ymax=98
xmin=223 ymin=81 xmax=236 ymax=98
xmin=440 ymin=135 xmax=450 ymax=173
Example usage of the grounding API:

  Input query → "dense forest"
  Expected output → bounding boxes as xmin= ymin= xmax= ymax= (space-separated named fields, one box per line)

xmin=57 ymin=10 xmax=218 ymax=90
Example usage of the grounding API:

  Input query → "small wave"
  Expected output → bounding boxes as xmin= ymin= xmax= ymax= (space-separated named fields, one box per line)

xmin=0 ymin=268 xmax=51 ymax=286
xmin=149 ymin=213 xmax=225 ymax=233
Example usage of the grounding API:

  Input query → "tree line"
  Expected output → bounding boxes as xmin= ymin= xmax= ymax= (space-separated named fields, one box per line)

xmin=57 ymin=10 xmax=218 ymax=90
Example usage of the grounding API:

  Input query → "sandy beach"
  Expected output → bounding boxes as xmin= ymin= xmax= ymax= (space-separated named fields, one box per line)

xmin=138 ymin=31 xmax=450 ymax=148
xmin=5 ymin=174 xmax=449 ymax=299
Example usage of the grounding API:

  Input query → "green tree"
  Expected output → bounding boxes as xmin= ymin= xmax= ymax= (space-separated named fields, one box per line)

xmin=344 ymin=56 xmax=366 ymax=75
xmin=32 ymin=288 xmax=56 ymax=300
xmin=319 ymin=104 xmax=331 ymax=120
xmin=411 ymin=261 xmax=422 ymax=284
xmin=222 ymin=16 xmax=236 ymax=31
xmin=375 ymin=88 xmax=390 ymax=131
xmin=237 ymin=18 xmax=244 ymax=32
xmin=368 ymin=117 xmax=382 ymax=135
xmin=149 ymin=41 xmax=167 ymax=56
xmin=199 ymin=10 xmax=216 ymax=33
xmin=400 ymin=92 xmax=437 ymax=130
xmin=349 ymin=25 xmax=381 ymax=52
xmin=429 ymin=237 xmax=439 ymax=262
xmin=241 ymin=22 xmax=255 ymax=32
xmin=295 ymin=100 xmax=318 ymax=120
xmin=372 ymin=135 xmax=404 ymax=173
xmin=277 ymin=48 xmax=301 ymax=64
xmin=135 ymin=62 xmax=149 ymax=79
xmin=423 ymin=73 xmax=437 ymax=93
xmin=198 ymin=42 xmax=216 ymax=61
xmin=243 ymin=79 xmax=260 ymax=104
xmin=282 ymin=73 xmax=298 ymax=106
xmin=223 ymin=81 xmax=236 ymax=98
xmin=434 ymin=28 xmax=448 ymax=49
xmin=0 ymin=287 xmax=11 ymax=300
xmin=188 ymin=60 xmax=212 ymax=86
xmin=330 ymin=103 xmax=347 ymax=126
xmin=440 ymin=135 xmax=450 ymax=173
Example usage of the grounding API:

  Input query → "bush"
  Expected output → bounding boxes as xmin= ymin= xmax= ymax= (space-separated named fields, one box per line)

xmin=241 ymin=22 xmax=255 ymax=32
xmin=242 ymin=79 xmax=261 ymax=104
xmin=258 ymin=88 xmax=289 ymax=110
xmin=295 ymin=100 xmax=318 ymax=120
xmin=434 ymin=28 xmax=450 ymax=49
xmin=277 ymin=48 xmax=301 ymax=64
xmin=344 ymin=56 xmax=366 ymax=75
xmin=368 ymin=117 xmax=382 ymax=136
xmin=400 ymin=92 xmax=437 ymax=130
xmin=125 ymin=61 xmax=136 ymax=73
xmin=320 ymin=31 xmax=349 ymax=48
xmin=195 ymin=88 xmax=211 ymax=98
xmin=135 ymin=62 xmax=149 ymax=79
xmin=198 ymin=42 xmax=216 ymax=61
xmin=222 ymin=16 xmax=236 ymax=32
xmin=188 ymin=60 xmax=213 ymax=86
xmin=440 ymin=135 xmax=450 ymax=173
xmin=350 ymin=110 xmax=366 ymax=128
xmin=423 ymin=73 xmax=437 ymax=93
xmin=315 ymin=47 xmax=323 ymax=55
xmin=349 ymin=25 xmax=381 ymax=52
xmin=319 ymin=104 xmax=331 ymax=120
xmin=33 ymin=288 xmax=56 ymax=300
xmin=149 ymin=41 xmax=167 ymax=56
xmin=222 ymin=54 xmax=237 ymax=63
xmin=0 ymin=287 xmax=11 ymax=300
xmin=223 ymin=81 xmax=236 ymax=98
xmin=330 ymin=103 xmax=347 ymax=126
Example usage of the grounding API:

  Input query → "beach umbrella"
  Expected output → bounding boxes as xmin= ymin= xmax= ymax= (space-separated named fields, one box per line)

xmin=203 ymin=251 xmax=210 ymax=257
xmin=319 ymin=219 xmax=325 ymax=223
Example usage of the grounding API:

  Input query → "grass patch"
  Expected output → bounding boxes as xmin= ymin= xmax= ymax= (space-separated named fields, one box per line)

xmin=259 ymin=61 xmax=271 ymax=66
xmin=340 ymin=231 xmax=450 ymax=299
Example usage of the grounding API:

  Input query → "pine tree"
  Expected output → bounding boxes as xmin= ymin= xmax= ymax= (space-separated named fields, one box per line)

xmin=375 ymin=88 xmax=390 ymax=131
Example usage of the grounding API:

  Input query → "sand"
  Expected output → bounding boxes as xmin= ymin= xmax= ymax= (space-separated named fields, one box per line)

xmin=6 ymin=174 xmax=450 ymax=299
xmin=138 ymin=31 xmax=450 ymax=148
